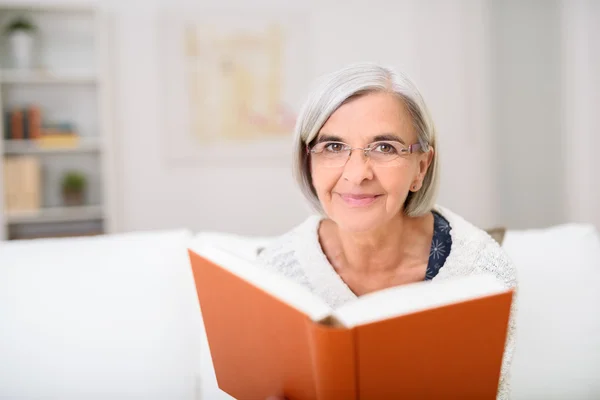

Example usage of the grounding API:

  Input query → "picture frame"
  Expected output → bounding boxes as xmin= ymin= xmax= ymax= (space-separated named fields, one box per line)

xmin=157 ymin=7 xmax=311 ymax=166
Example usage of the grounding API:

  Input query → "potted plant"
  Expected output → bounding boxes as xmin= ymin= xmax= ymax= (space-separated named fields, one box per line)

xmin=61 ymin=171 xmax=87 ymax=206
xmin=3 ymin=15 xmax=37 ymax=69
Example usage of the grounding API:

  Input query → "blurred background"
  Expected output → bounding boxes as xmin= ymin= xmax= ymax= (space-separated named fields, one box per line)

xmin=0 ymin=0 xmax=597 ymax=241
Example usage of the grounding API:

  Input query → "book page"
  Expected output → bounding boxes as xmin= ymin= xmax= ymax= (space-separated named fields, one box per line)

xmin=192 ymin=244 xmax=332 ymax=321
xmin=332 ymin=273 xmax=509 ymax=328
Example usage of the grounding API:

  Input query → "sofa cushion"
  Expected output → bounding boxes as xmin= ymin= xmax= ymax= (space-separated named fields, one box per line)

xmin=503 ymin=223 xmax=600 ymax=399
xmin=0 ymin=230 xmax=203 ymax=400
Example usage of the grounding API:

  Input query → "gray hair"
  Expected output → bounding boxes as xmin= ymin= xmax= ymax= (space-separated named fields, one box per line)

xmin=292 ymin=62 xmax=439 ymax=217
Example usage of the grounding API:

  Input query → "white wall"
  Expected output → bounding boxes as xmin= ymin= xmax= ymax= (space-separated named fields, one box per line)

xmin=562 ymin=0 xmax=600 ymax=230
xmin=105 ymin=0 xmax=498 ymax=236
xmin=110 ymin=0 xmax=311 ymax=236
xmin=489 ymin=0 xmax=600 ymax=231
xmin=6 ymin=0 xmax=597 ymax=236
xmin=490 ymin=0 xmax=566 ymax=229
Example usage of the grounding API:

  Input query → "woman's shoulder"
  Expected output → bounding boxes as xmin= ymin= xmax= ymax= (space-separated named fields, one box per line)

xmin=435 ymin=205 xmax=497 ymax=239
xmin=434 ymin=205 xmax=517 ymax=289
xmin=256 ymin=214 xmax=324 ymax=273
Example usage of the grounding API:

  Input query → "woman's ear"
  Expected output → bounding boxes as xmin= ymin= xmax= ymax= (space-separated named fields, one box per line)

xmin=417 ymin=147 xmax=434 ymax=179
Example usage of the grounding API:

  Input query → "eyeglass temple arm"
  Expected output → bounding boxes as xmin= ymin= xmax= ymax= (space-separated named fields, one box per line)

xmin=408 ymin=143 xmax=422 ymax=153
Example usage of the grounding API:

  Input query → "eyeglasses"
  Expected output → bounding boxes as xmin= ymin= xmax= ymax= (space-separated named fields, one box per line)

xmin=307 ymin=140 xmax=422 ymax=168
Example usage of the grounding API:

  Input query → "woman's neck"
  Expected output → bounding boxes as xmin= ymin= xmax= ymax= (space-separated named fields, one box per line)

xmin=320 ymin=212 xmax=434 ymax=275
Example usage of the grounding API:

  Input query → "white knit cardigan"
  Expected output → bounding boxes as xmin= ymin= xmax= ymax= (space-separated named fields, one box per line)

xmin=257 ymin=205 xmax=517 ymax=400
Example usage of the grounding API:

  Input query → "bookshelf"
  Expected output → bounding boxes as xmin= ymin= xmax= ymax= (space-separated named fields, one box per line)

xmin=0 ymin=3 xmax=117 ymax=240
xmin=6 ymin=204 xmax=103 ymax=224
xmin=0 ymin=68 xmax=97 ymax=84
xmin=3 ymin=136 xmax=101 ymax=154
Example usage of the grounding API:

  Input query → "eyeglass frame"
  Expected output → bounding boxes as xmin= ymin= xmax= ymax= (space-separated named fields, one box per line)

xmin=306 ymin=140 xmax=423 ymax=167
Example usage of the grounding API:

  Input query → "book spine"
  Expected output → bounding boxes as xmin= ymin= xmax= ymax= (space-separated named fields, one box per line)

xmin=306 ymin=320 xmax=357 ymax=400
xmin=23 ymin=108 xmax=29 ymax=140
xmin=28 ymin=106 xmax=42 ymax=139
xmin=10 ymin=110 xmax=23 ymax=140
xmin=3 ymin=158 xmax=13 ymax=211
xmin=3 ymin=110 xmax=10 ymax=140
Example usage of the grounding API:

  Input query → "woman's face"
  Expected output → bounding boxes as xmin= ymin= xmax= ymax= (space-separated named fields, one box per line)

xmin=310 ymin=91 xmax=432 ymax=233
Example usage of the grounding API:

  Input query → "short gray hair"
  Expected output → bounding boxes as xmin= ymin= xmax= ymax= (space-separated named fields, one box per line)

xmin=292 ymin=62 xmax=439 ymax=217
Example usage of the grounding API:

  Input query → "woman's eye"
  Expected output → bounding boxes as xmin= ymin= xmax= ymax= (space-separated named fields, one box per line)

xmin=374 ymin=142 xmax=397 ymax=154
xmin=324 ymin=142 xmax=345 ymax=152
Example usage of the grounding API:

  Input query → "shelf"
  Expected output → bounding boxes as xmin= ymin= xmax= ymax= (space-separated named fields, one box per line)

xmin=0 ymin=5 xmax=115 ymax=241
xmin=5 ymin=205 xmax=103 ymax=224
xmin=0 ymin=69 xmax=97 ymax=85
xmin=3 ymin=137 xmax=102 ymax=155
xmin=0 ymin=2 xmax=97 ymax=12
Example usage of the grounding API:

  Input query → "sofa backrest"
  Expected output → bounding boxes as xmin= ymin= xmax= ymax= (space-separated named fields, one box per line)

xmin=1 ymin=222 xmax=598 ymax=400
xmin=502 ymin=223 xmax=600 ymax=399
xmin=0 ymin=230 xmax=204 ymax=400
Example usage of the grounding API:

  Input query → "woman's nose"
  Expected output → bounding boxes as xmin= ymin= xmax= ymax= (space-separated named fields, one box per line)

xmin=341 ymin=149 xmax=374 ymax=183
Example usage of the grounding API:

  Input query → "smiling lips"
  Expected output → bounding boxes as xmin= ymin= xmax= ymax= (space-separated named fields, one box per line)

xmin=339 ymin=193 xmax=381 ymax=207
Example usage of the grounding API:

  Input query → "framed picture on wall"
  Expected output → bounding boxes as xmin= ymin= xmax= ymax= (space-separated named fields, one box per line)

xmin=157 ymin=6 xmax=311 ymax=166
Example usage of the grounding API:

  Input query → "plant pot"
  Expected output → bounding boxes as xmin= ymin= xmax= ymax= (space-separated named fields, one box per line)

xmin=62 ymin=189 xmax=85 ymax=207
xmin=8 ymin=31 xmax=35 ymax=70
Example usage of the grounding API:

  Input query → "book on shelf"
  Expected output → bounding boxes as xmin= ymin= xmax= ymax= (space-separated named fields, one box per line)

xmin=188 ymin=246 xmax=514 ymax=400
xmin=4 ymin=106 xmax=42 ymax=140
xmin=35 ymin=132 xmax=80 ymax=148
xmin=3 ymin=155 xmax=41 ymax=213
xmin=3 ymin=105 xmax=78 ymax=148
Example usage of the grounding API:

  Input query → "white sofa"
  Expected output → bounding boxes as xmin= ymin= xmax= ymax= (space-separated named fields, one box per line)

xmin=0 ymin=223 xmax=599 ymax=400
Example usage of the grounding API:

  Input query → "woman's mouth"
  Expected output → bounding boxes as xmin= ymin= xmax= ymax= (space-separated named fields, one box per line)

xmin=339 ymin=193 xmax=381 ymax=207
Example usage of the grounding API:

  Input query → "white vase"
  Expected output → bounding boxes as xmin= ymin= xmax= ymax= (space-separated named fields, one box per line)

xmin=8 ymin=31 xmax=35 ymax=70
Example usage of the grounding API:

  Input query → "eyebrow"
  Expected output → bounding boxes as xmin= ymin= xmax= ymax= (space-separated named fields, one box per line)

xmin=316 ymin=133 xmax=406 ymax=145
xmin=372 ymin=134 xmax=406 ymax=144
xmin=315 ymin=134 xmax=343 ymax=144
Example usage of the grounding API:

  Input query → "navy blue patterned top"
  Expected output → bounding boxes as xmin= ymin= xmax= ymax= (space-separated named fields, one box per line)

xmin=425 ymin=211 xmax=452 ymax=280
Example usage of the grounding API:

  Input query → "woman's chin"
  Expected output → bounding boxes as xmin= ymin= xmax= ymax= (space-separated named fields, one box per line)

xmin=330 ymin=210 xmax=389 ymax=233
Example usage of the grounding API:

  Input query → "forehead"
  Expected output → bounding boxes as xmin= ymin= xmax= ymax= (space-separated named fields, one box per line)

xmin=318 ymin=91 xmax=416 ymax=142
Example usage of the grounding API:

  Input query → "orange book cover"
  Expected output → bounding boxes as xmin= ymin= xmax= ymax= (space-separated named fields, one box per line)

xmin=10 ymin=110 xmax=23 ymax=140
xmin=27 ymin=106 xmax=42 ymax=139
xmin=188 ymin=246 xmax=513 ymax=400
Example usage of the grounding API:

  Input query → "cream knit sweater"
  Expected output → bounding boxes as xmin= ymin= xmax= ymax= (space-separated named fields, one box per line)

xmin=257 ymin=205 xmax=517 ymax=400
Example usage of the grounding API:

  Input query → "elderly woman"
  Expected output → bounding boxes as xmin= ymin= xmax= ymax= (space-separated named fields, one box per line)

xmin=258 ymin=63 xmax=517 ymax=399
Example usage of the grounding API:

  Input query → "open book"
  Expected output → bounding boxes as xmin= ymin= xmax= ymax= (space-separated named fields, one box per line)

xmin=188 ymin=245 xmax=513 ymax=400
